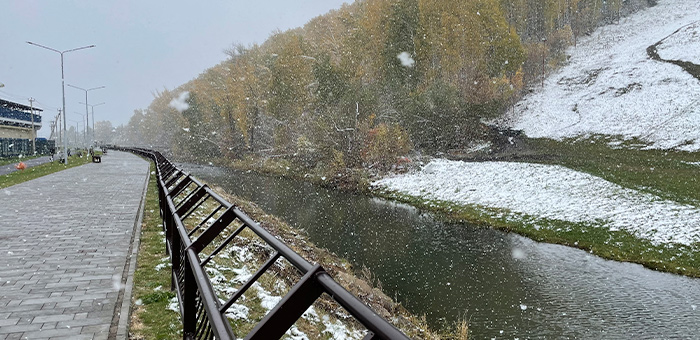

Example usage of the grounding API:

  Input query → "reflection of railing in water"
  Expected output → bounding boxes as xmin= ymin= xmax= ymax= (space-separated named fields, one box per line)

xmin=112 ymin=146 xmax=410 ymax=340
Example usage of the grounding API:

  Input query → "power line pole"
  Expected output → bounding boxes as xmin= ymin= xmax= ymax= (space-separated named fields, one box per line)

xmin=28 ymin=97 xmax=36 ymax=154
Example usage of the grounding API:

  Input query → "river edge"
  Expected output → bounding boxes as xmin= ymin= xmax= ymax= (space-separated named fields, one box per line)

xmin=194 ymin=149 xmax=699 ymax=279
xmin=206 ymin=185 xmax=467 ymax=339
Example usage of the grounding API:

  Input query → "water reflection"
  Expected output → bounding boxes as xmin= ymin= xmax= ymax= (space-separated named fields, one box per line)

xmin=181 ymin=163 xmax=700 ymax=338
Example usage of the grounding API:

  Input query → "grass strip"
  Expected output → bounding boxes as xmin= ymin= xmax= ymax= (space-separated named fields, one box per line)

xmin=528 ymin=136 xmax=700 ymax=205
xmin=128 ymin=162 xmax=181 ymax=340
xmin=0 ymin=154 xmax=91 ymax=189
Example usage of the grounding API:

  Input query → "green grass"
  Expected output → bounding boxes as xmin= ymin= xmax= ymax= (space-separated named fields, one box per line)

xmin=129 ymin=162 xmax=181 ymax=340
xmin=527 ymin=136 xmax=700 ymax=205
xmin=0 ymin=154 xmax=92 ymax=189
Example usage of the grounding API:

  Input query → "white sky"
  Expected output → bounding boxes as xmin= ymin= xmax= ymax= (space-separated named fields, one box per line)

xmin=0 ymin=0 xmax=348 ymax=137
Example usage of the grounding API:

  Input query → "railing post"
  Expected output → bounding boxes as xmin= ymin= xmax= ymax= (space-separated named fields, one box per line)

xmin=182 ymin=258 xmax=197 ymax=339
xmin=171 ymin=223 xmax=180 ymax=292
xmin=161 ymin=187 xmax=171 ymax=255
xmin=165 ymin=212 xmax=173 ymax=255
xmin=158 ymin=182 xmax=166 ymax=219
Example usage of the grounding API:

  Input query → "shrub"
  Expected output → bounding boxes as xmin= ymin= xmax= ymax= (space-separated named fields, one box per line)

xmin=361 ymin=123 xmax=412 ymax=169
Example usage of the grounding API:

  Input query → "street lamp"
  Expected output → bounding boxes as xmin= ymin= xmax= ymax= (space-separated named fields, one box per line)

xmin=79 ymin=101 xmax=105 ymax=141
xmin=68 ymin=84 xmax=104 ymax=144
xmin=27 ymin=41 xmax=95 ymax=164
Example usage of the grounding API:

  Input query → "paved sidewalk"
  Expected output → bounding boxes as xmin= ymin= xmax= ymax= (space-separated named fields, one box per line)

xmin=0 ymin=151 xmax=149 ymax=340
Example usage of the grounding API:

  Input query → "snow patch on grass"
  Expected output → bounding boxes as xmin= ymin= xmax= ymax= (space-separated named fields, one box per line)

xmin=255 ymin=284 xmax=283 ymax=312
xmin=321 ymin=315 xmax=365 ymax=340
xmin=374 ymin=159 xmax=700 ymax=246
xmin=223 ymin=302 xmax=249 ymax=320
xmin=154 ymin=263 xmax=169 ymax=271
xmin=167 ymin=297 xmax=179 ymax=313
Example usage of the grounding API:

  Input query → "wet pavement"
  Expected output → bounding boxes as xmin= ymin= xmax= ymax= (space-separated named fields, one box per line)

xmin=0 ymin=151 xmax=149 ymax=340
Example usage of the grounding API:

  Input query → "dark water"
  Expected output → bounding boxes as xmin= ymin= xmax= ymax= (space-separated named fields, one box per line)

xmin=181 ymin=163 xmax=700 ymax=339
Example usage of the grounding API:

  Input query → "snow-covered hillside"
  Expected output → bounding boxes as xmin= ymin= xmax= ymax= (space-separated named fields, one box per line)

xmin=504 ymin=0 xmax=700 ymax=151
xmin=374 ymin=159 xmax=700 ymax=246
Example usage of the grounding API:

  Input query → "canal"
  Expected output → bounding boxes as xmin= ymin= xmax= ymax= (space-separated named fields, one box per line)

xmin=181 ymin=163 xmax=700 ymax=339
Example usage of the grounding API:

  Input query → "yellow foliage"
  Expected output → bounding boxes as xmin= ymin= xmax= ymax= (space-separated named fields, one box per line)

xmin=361 ymin=123 xmax=412 ymax=168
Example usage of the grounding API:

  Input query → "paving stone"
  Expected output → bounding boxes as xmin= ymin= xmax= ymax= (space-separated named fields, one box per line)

xmin=20 ymin=326 xmax=83 ymax=339
xmin=31 ymin=314 xmax=75 ymax=323
xmin=0 ymin=322 xmax=42 ymax=334
xmin=0 ymin=320 xmax=18 ymax=327
xmin=0 ymin=152 xmax=149 ymax=340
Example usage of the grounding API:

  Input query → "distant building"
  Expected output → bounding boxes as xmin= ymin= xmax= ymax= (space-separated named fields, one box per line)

xmin=0 ymin=98 xmax=42 ymax=139
xmin=0 ymin=98 xmax=48 ymax=157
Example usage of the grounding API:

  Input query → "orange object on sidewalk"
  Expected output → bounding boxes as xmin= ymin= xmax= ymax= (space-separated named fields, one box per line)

xmin=15 ymin=162 xmax=26 ymax=170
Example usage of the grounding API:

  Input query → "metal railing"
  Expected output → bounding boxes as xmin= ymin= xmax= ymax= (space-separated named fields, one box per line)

xmin=113 ymin=146 xmax=410 ymax=340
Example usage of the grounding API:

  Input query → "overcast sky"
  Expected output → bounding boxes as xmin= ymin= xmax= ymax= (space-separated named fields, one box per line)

xmin=0 ymin=0 xmax=348 ymax=137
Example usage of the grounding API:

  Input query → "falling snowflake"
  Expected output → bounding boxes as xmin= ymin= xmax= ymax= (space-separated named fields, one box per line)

xmin=397 ymin=52 xmax=415 ymax=67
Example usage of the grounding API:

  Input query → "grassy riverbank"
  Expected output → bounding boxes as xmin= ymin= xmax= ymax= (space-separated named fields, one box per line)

xmin=0 ymin=153 xmax=91 ymax=189
xmin=226 ymin=155 xmax=375 ymax=193
xmin=376 ymin=137 xmax=700 ymax=278
xmin=211 ymin=137 xmax=699 ymax=278
xmin=376 ymin=189 xmax=699 ymax=278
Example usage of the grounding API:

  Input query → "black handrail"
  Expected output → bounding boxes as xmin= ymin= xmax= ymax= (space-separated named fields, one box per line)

xmin=111 ymin=146 xmax=410 ymax=340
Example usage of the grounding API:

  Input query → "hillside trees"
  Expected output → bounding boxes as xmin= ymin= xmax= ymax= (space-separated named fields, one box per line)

xmin=123 ymin=0 xmax=649 ymax=168
xmin=411 ymin=0 xmax=524 ymax=149
xmin=499 ymin=0 xmax=648 ymax=85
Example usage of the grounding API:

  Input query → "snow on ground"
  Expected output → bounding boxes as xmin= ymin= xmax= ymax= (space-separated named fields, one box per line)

xmin=503 ymin=0 xmax=700 ymax=151
xmin=657 ymin=22 xmax=700 ymax=65
xmin=374 ymin=159 xmax=700 ymax=246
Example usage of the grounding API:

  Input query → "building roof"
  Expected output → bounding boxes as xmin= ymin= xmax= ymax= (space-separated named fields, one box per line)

xmin=0 ymin=98 xmax=43 ymax=127
xmin=0 ymin=98 xmax=44 ymax=113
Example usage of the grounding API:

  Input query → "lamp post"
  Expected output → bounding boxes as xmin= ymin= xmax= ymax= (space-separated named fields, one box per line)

xmin=27 ymin=41 xmax=95 ymax=164
xmin=69 ymin=85 xmax=104 ymax=144
xmin=79 ymin=102 xmax=105 ymax=141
